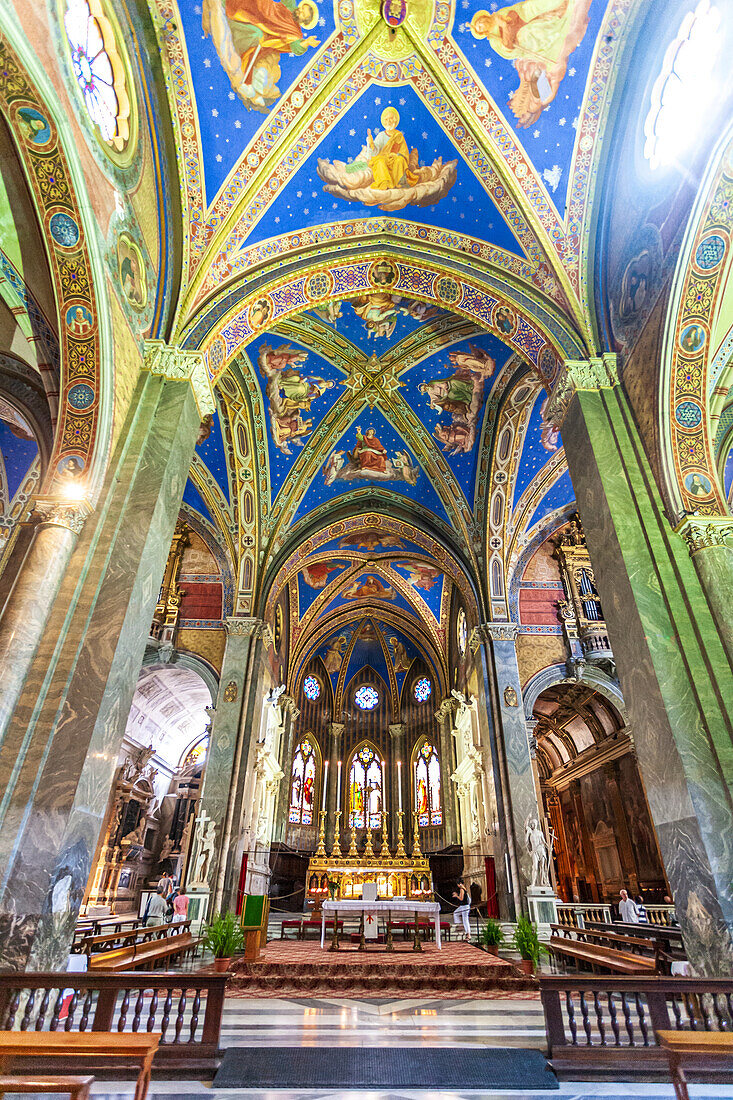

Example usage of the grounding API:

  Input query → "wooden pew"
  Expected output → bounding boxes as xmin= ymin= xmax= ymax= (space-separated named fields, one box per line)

xmin=0 ymin=1033 xmax=159 ymax=1100
xmin=549 ymin=932 xmax=658 ymax=974
xmin=657 ymin=1030 xmax=733 ymax=1100
xmin=0 ymin=1076 xmax=94 ymax=1099
xmin=88 ymin=933 xmax=201 ymax=971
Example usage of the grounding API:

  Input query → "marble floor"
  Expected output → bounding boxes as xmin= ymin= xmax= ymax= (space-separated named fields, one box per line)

xmin=4 ymin=996 xmax=730 ymax=1099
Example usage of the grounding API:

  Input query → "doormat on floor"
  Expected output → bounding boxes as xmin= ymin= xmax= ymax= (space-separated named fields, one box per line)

xmin=213 ymin=1046 xmax=558 ymax=1089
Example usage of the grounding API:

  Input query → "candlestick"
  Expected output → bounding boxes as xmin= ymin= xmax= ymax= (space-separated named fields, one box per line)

xmin=315 ymin=809 xmax=327 ymax=857
xmin=333 ymin=809 xmax=342 ymax=856
xmin=397 ymin=760 xmax=402 ymax=811
xmin=395 ymin=809 xmax=407 ymax=857
xmin=336 ymin=760 xmax=341 ymax=812
xmin=322 ymin=760 xmax=329 ymax=810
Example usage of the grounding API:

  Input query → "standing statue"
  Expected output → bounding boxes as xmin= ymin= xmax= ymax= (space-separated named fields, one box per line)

xmin=190 ymin=816 xmax=217 ymax=889
xmin=525 ymin=816 xmax=550 ymax=887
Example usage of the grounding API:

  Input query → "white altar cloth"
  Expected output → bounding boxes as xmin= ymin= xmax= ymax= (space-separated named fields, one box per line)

xmin=320 ymin=899 xmax=441 ymax=948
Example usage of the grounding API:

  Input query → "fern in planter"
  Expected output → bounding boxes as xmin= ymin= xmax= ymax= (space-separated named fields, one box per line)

xmin=480 ymin=918 xmax=505 ymax=952
xmin=512 ymin=915 xmax=546 ymax=968
xmin=204 ymin=911 xmax=245 ymax=959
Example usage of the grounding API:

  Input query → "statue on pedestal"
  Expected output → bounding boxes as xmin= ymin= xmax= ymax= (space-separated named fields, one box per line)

xmin=525 ymin=816 xmax=552 ymax=887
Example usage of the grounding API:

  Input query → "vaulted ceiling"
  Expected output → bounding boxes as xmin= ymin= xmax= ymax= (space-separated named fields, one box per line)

xmin=159 ymin=0 xmax=635 ymax=664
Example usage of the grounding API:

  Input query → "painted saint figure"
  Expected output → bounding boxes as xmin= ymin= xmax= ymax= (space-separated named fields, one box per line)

xmin=351 ymin=427 xmax=388 ymax=473
xmin=470 ymin=0 xmax=592 ymax=127
xmin=203 ymin=0 xmax=320 ymax=111
xmin=259 ymin=343 xmax=334 ymax=454
xmin=317 ymin=107 xmax=457 ymax=212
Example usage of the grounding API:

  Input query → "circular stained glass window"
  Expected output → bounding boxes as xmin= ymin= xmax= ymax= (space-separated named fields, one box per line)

xmin=64 ymin=0 xmax=132 ymax=153
xmin=303 ymin=675 xmax=320 ymax=701
xmin=355 ymin=685 xmax=379 ymax=710
xmin=414 ymin=677 xmax=431 ymax=702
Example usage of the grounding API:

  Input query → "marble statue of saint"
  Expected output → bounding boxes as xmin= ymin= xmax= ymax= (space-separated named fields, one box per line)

xmin=525 ymin=816 xmax=550 ymax=887
xmin=191 ymin=818 xmax=217 ymax=888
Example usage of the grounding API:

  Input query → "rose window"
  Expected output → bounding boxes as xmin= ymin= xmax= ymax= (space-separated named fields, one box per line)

xmin=354 ymin=685 xmax=379 ymax=710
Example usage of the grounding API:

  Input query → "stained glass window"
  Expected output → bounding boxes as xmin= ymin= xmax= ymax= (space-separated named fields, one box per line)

xmin=457 ymin=608 xmax=467 ymax=656
xmin=303 ymin=674 xmax=321 ymax=701
xmin=64 ymin=0 xmax=131 ymax=151
xmin=354 ymin=684 xmax=379 ymax=710
xmin=348 ymin=744 xmax=383 ymax=829
xmin=414 ymin=676 xmax=431 ymax=702
xmin=289 ymin=737 xmax=317 ymax=825
xmin=414 ymin=740 xmax=442 ymax=826
xmin=644 ymin=1 xmax=721 ymax=170
xmin=182 ymin=735 xmax=208 ymax=769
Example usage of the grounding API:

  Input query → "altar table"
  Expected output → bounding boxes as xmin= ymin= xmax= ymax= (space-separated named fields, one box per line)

xmin=320 ymin=899 xmax=442 ymax=949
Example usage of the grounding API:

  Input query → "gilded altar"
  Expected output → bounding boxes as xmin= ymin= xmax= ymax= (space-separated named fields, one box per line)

xmin=306 ymin=808 xmax=433 ymax=902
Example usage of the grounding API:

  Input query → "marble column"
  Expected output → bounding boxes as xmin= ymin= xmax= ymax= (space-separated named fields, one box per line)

xmin=188 ymin=618 xmax=263 ymax=910
xmin=0 ymin=345 xmax=212 ymax=970
xmin=325 ymin=722 xmax=344 ymax=852
xmin=0 ymin=499 xmax=92 ymax=739
xmin=675 ymin=517 xmax=733 ymax=668
xmin=475 ymin=623 xmax=545 ymax=911
xmin=547 ymin=355 xmax=733 ymax=975
xmin=389 ymin=723 xmax=406 ymax=849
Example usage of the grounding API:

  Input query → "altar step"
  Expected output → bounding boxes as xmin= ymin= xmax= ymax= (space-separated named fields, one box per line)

xmin=228 ymin=940 xmax=535 ymax=998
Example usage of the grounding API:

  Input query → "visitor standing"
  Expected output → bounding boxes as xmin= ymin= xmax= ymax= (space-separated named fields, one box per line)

xmin=172 ymin=888 xmax=190 ymax=923
xmin=452 ymin=878 xmax=471 ymax=940
xmin=146 ymin=886 xmax=168 ymax=927
xmin=618 ymin=889 xmax=639 ymax=923
xmin=635 ymin=894 xmax=648 ymax=922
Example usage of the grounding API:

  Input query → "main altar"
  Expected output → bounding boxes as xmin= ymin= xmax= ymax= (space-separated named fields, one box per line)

xmin=306 ymin=808 xmax=433 ymax=903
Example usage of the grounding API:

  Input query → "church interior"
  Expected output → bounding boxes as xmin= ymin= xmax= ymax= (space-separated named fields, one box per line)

xmin=0 ymin=0 xmax=731 ymax=1096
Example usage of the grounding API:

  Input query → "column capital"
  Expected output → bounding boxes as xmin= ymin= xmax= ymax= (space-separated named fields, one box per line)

xmin=389 ymin=723 xmax=406 ymax=739
xmin=675 ymin=516 xmax=733 ymax=554
xmin=434 ymin=697 xmax=454 ymax=722
xmin=471 ymin=622 xmax=518 ymax=650
xmin=329 ymin=722 xmax=345 ymax=740
xmin=278 ymin=693 xmax=300 ymax=720
xmin=545 ymin=354 xmax=620 ymax=429
xmin=225 ymin=616 xmax=275 ymax=649
xmin=144 ymin=339 xmax=215 ymax=418
xmin=31 ymin=497 xmax=93 ymax=534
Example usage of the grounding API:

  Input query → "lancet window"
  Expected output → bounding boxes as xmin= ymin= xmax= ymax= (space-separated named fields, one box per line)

xmin=289 ymin=736 xmax=317 ymax=825
xmin=414 ymin=740 xmax=442 ymax=826
xmin=348 ymin=744 xmax=383 ymax=829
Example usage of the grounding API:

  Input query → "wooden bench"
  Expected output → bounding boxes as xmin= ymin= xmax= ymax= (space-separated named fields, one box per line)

xmin=0 ymin=1033 xmax=159 ymax=1100
xmin=0 ymin=1076 xmax=94 ymax=1099
xmin=657 ymin=1030 xmax=733 ymax=1100
xmin=549 ymin=934 xmax=658 ymax=974
xmin=89 ymin=932 xmax=201 ymax=971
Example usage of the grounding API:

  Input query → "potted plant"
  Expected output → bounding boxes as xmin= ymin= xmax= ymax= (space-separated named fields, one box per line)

xmin=204 ymin=911 xmax=244 ymax=973
xmin=512 ymin=915 xmax=546 ymax=976
xmin=480 ymin=917 xmax=504 ymax=956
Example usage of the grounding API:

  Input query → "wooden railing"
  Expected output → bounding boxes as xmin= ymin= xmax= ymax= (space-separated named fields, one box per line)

xmin=540 ymin=975 xmax=733 ymax=1078
xmin=0 ymin=972 xmax=227 ymax=1071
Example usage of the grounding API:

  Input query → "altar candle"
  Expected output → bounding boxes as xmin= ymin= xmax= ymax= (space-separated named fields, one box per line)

xmin=322 ymin=760 xmax=329 ymax=810
xmin=397 ymin=761 xmax=402 ymax=811
xmin=337 ymin=760 xmax=342 ymax=811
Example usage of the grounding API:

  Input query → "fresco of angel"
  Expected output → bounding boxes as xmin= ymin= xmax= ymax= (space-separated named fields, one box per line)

xmin=300 ymin=561 xmax=348 ymax=588
xmin=539 ymin=395 xmax=560 ymax=452
xmin=317 ymin=107 xmax=457 ymax=213
xmin=419 ymin=344 xmax=495 ymax=456
xmin=470 ymin=0 xmax=592 ymax=128
xmin=399 ymin=561 xmax=442 ymax=591
xmin=323 ymin=427 xmax=419 ymax=486
xmin=338 ymin=532 xmax=404 ymax=550
xmin=343 ymin=576 xmax=396 ymax=601
xmin=258 ymin=343 xmax=334 ymax=454
xmin=203 ymin=0 xmax=320 ymax=112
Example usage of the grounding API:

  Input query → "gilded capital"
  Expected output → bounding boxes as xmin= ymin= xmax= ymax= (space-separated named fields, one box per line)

xmin=32 ymin=497 xmax=93 ymax=534
xmin=225 ymin=616 xmax=263 ymax=637
xmin=144 ymin=339 xmax=215 ymax=418
xmin=474 ymin=622 xmax=519 ymax=645
xmin=389 ymin=723 xmax=406 ymax=739
xmin=545 ymin=354 xmax=620 ymax=429
xmin=329 ymin=722 xmax=345 ymax=740
xmin=675 ymin=516 xmax=733 ymax=554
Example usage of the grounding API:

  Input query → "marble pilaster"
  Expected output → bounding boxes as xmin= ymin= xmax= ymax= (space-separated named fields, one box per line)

xmin=675 ymin=517 xmax=733 ymax=667
xmin=0 ymin=366 xmax=204 ymax=970
xmin=550 ymin=359 xmax=733 ymax=975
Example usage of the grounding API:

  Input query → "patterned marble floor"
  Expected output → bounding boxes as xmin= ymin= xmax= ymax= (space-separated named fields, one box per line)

xmin=4 ymin=996 xmax=730 ymax=1099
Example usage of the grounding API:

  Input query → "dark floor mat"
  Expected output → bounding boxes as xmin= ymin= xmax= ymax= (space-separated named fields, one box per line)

xmin=213 ymin=1045 xmax=559 ymax=1089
